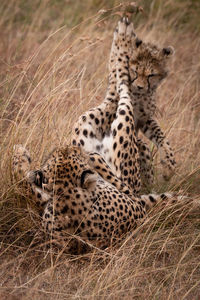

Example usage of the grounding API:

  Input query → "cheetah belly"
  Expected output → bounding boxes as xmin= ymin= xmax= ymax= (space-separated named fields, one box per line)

xmin=100 ymin=134 xmax=115 ymax=171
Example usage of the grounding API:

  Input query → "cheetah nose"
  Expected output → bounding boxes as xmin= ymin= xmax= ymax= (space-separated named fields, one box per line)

xmin=137 ymin=85 xmax=144 ymax=90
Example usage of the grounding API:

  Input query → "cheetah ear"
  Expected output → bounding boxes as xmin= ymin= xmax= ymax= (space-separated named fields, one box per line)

xmin=135 ymin=38 xmax=143 ymax=48
xmin=162 ymin=46 xmax=174 ymax=58
xmin=80 ymin=170 xmax=97 ymax=189
xmin=28 ymin=170 xmax=44 ymax=187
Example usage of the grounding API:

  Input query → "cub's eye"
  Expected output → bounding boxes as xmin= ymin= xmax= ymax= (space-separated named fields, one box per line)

xmin=130 ymin=70 xmax=138 ymax=78
xmin=148 ymin=74 xmax=158 ymax=78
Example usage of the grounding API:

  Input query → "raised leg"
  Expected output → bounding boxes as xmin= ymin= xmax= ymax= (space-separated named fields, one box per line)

xmin=104 ymin=17 xmax=141 ymax=194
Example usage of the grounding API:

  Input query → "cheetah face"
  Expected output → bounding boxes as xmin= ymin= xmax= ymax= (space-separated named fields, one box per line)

xmin=129 ymin=39 xmax=174 ymax=95
xmin=60 ymin=146 xmax=98 ymax=189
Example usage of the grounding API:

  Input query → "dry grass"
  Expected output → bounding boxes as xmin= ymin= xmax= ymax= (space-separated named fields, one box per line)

xmin=0 ymin=0 xmax=200 ymax=299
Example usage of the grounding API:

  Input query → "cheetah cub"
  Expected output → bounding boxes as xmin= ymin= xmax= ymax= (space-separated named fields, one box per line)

xmin=128 ymin=35 xmax=176 ymax=181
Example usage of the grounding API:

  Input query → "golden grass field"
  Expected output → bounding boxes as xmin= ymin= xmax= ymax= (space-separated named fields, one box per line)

xmin=0 ymin=0 xmax=200 ymax=299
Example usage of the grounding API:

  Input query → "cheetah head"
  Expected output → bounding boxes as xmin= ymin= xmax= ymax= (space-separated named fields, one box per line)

xmin=129 ymin=38 xmax=174 ymax=95
xmin=61 ymin=146 xmax=98 ymax=190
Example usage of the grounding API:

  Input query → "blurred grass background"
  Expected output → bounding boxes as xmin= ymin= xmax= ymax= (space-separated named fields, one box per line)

xmin=0 ymin=1 xmax=200 ymax=299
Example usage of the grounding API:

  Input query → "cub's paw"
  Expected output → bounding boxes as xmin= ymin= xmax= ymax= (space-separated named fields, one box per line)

xmin=159 ymin=142 xmax=176 ymax=180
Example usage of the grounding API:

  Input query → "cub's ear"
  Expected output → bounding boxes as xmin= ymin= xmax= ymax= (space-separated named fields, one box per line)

xmin=135 ymin=38 xmax=143 ymax=48
xmin=80 ymin=170 xmax=97 ymax=189
xmin=162 ymin=46 xmax=175 ymax=58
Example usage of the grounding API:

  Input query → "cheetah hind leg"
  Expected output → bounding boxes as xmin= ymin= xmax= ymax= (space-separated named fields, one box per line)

xmin=107 ymin=17 xmax=141 ymax=194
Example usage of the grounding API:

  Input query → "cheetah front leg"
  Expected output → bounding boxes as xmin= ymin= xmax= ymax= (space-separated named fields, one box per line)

xmin=12 ymin=144 xmax=32 ymax=180
xmin=88 ymin=152 xmax=131 ymax=195
xmin=140 ymin=118 xmax=176 ymax=179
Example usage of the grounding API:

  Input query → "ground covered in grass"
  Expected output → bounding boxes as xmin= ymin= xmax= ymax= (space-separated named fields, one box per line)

xmin=0 ymin=1 xmax=200 ymax=299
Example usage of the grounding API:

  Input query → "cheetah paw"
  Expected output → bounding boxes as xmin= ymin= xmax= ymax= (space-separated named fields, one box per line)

xmin=114 ymin=16 xmax=134 ymax=43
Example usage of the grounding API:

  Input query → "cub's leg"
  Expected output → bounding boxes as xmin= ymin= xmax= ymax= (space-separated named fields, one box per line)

xmin=137 ymin=138 xmax=154 ymax=185
xmin=140 ymin=118 xmax=176 ymax=179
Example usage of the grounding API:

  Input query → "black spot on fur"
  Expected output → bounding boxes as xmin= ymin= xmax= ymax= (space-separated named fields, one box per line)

xmin=61 ymin=205 xmax=69 ymax=213
xmin=119 ymin=110 xmax=126 ymax=115
xmin=113 ymin=142 xmax=117 ymax=150
xmin=161 ymin=193 xmax=167 ymax=200
xmin=83 ymin=129 xmax=88 ymax=137
xmin=95 ymin=118 xmax=99 ymax=125
xmin=80 ymin=139 xmax=85 ymax=146
xmin=149 ymin=195 xmax=156 ymax=202
xmin=89 ymin=113 xmax=94 ymax=119
xmin=118 ymin=123 xmax=123 ymax=130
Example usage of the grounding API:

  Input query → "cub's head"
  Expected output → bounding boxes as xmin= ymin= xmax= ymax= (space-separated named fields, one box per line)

xmin=129 ymin=38 xmax=174 ymax=95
